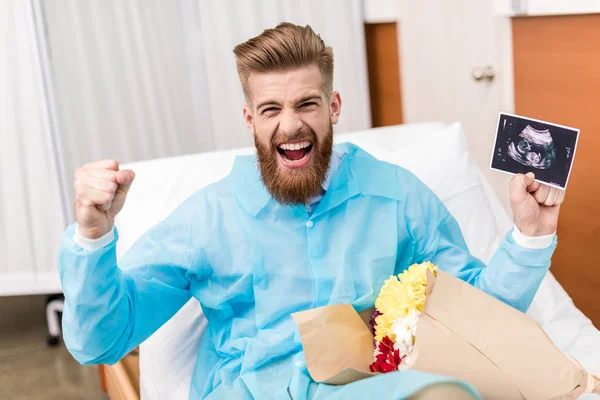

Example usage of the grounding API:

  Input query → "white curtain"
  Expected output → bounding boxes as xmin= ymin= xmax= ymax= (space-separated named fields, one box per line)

xmin=41 ymin=0 xmax=371 ymax=216
xmin=193 ymin=0 xmax=371 ymax=149
xmin=0 ymin=0 xmax=369 ymax=296
xmin=41 ymin=0 xmax=216 ymax=220
xmin=0 ymin=0 xmax=65 ymax=295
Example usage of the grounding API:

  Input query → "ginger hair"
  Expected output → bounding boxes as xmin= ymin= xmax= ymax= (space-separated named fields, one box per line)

xmin=233 ymin=22 xmax=334 ymax=102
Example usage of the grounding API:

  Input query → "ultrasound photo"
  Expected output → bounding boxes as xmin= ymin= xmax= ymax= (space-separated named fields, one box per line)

xmin=490 ymin=113 xmax=579 ymax=190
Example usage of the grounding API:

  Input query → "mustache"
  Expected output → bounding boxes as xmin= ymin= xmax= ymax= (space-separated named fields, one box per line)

xmin=254 ymin=122 xmax=334 ymax=205
xmin=270 ymin=129 xmax=318 ymax=147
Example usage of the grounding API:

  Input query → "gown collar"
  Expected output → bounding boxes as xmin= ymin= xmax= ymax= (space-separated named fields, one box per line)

xmin=229 ymin=142 xmax=403 ymax=218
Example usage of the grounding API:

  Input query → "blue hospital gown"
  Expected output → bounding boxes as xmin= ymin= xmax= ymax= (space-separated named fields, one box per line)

xmin=59 ymin=143 xmax=556 ymax=399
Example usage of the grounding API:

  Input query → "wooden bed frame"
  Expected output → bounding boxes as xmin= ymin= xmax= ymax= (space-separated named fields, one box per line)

xmin=99 ymin=349 xmax=140 ymax=400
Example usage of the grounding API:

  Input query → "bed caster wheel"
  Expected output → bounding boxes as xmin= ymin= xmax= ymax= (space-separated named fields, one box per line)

xmin=46 ymin=294 xmax=64 ymax=347
xmin=47 ymin=334 xmax=60 ymax=346
xmin=47 ymin=335 xmax=60 ymax=346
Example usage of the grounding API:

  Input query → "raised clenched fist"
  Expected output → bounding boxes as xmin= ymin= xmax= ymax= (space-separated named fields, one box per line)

xmin=509 ymin=172 xmax=565 ymax=237
xmin=73 ymin=159 xmax=135 ymax=239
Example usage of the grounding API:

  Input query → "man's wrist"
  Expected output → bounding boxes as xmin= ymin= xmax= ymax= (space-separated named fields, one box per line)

xmin=512 ymin=224 xmax=555 ymax=249
xmin=74 ymin=224 xmax=115 ymax=251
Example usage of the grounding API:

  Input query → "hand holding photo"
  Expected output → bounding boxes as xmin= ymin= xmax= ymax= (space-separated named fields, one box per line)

xmin=490 ymin=113 xmax=580 ymax=190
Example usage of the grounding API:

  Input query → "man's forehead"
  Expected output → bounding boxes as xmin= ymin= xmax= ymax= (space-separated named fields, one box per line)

xmin=247 ymin=65 xmax=324 ymax=104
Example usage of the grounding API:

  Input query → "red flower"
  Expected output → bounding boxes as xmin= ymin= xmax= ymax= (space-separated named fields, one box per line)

xmin=369 ymin=336 xmax=405 ymax=373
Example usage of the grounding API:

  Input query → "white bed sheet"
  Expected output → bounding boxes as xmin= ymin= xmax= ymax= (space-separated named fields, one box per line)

xmin=115 ymin=122 xmax=599 ymax=400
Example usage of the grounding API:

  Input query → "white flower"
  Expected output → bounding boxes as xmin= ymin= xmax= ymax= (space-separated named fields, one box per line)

xmin=373 ymin=346 xmax=381 ymax=359
xmin=391 ymin=310 xmax=420 ymax=364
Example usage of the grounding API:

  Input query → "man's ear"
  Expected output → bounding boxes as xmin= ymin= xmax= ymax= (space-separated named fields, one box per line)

xmin=243 ymin=104 xmax=253 ymax=131
xmin=329 ymin=91 xmax=342 ymax=125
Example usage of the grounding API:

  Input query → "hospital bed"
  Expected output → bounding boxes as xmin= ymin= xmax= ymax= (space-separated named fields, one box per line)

xmin=101 ymin=122 xmax=600 ymax=399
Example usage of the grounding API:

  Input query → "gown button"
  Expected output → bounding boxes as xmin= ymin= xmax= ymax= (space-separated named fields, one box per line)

xmin=306 ymin=221 xmax=314 ymax=228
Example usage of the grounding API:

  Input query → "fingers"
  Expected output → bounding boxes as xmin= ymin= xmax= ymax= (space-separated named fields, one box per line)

xmin=509 ymin=173 xmax=534 ymax=204
xmin=116 ymin=169 xmax=135 ymax=187
xmin=111 ymin=170 xmax=135 ymax=213
xmin=77 ymin=167 xmax=132 ymax=186
xmin=81 ymin=177 xmax=117 ymax=210
xmin=510 ymin=173 xmax=567 ymax=208
xmin=74 ymin=183 xmax=114 ymax=210
xmin=82 ymin=167 xmax=118 ymax=181
xmin=78 ymin=175 xmax=118 ymax=194
xmin=556 ymin=189 xmax=566 ymax=205
xmin=526 ymin=179 xmax=542 ymax=193
xmin=74 ymin=160 xmax=135 ymax=215
xmin=544 ymin=187 xmax=559 ymax=206
xmin=542 ymin=187 xmax=565 ymax=206
xmin=75 ymin=169 xmax=118 ymax=193
xmin=529 ymin=183 xmax=565 ymax=206
xmin=524 ymin=172 xmax=535 ymax=184
xmin=75 ymin=164 xmax=120 ymax=211
xmin=533 ymin=184 xmax=550 ymax=204
xmin=83 ymin=159 xmax=119 ymax=171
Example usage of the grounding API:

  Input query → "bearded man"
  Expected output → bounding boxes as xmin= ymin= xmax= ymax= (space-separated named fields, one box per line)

xmin=59 ymin=23 xmax=563 ymax=400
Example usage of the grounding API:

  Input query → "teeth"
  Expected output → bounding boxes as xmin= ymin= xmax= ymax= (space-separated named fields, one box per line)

xmin=279 ymin=141 xmax=311 ymax=151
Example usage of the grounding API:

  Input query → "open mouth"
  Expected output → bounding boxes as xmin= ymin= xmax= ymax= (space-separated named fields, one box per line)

xmin=276 ymin=140 xmax=314 ymax=168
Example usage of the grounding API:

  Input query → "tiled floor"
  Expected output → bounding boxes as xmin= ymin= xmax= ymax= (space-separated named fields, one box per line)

xmin=0 ymin=295 xmax=107 ymax=400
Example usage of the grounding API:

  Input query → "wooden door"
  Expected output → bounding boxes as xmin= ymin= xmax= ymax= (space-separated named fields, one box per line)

xmin=513 ymin=14 xmax=600 ymax=326
xmin=364 ymin=22 xmax=403 ymax=127
xmin=398 ymin=0 xmax=515 ymax=212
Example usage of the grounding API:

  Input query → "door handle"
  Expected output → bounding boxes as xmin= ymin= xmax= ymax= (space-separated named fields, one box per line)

xmin=472 ymin=66 xmax=495 ymax=82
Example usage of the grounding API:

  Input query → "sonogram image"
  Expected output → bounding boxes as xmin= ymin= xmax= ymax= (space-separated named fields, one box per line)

xmin=507 ymin=125 xmax=557 ymax=170
xmin=490 ymin=113 xmax=579 ymax=189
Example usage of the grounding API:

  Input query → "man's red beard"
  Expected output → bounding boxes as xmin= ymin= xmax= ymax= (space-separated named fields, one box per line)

xmin=254 ymin=124 xmax=333 ymax=205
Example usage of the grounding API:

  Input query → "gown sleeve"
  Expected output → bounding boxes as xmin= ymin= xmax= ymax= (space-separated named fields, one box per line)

xmin=401 ymin=173 xmax=556 ymax=313
xmin=59 ymin=194 xmax=210 ymax=365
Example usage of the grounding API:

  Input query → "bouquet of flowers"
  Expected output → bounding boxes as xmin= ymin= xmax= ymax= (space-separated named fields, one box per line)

xmin=369 ymin=262 xmax=437 ymax=373
xmin=291 ymin=263 xmax=600 ymax=399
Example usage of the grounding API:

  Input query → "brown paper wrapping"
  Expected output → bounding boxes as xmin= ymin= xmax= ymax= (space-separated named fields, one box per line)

xmin=291 ymin=270 xmax=599 ymax=399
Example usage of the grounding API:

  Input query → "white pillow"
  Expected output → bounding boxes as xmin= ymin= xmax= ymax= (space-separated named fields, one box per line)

xmin=116 ymin=147 xmax=254 ymax=259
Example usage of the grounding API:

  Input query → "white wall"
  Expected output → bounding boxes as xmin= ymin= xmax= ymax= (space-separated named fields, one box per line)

xmin=494 ymin=0 xmax=600 ymax=16
xmin=363 ymin=0 xmax=399 ymax=23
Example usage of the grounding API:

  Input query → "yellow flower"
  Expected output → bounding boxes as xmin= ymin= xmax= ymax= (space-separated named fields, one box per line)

xmin=374 ymin=262 xmax=437 ymax=342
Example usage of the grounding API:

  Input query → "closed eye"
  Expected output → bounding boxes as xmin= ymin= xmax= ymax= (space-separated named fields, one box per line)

xmin=299 ymin=102 xmax=317 ymax=109
xmin=262 ymin=107 xmax=280 ymax=115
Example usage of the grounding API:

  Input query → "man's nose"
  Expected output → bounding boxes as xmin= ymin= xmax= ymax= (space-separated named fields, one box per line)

xmin=279 ymin=110 xmax=303 ymax=137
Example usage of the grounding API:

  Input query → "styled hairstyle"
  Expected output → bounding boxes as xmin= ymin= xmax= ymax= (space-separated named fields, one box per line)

xmin=233 ymin=22 xmax=334 ymax=102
